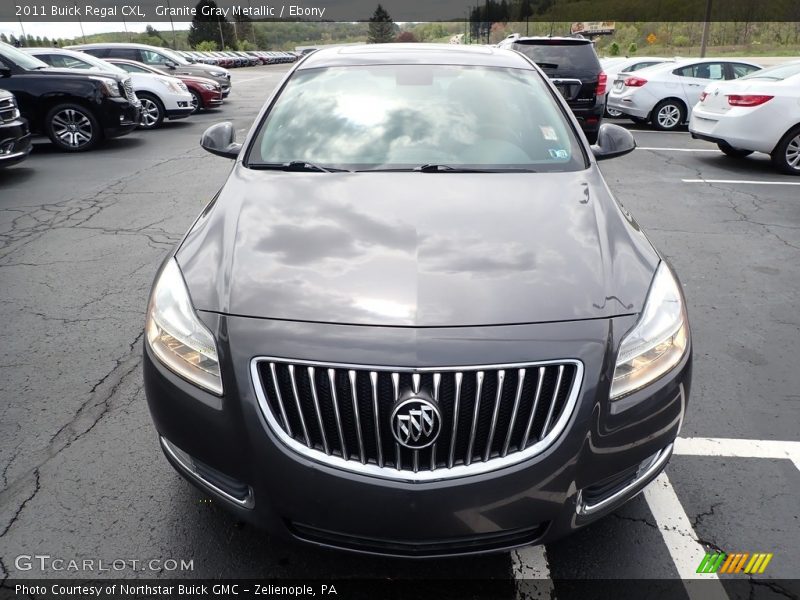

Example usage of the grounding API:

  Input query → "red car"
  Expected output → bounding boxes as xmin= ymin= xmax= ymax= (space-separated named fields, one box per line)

xmin=104 ymin=58 xmax=224 ymax=112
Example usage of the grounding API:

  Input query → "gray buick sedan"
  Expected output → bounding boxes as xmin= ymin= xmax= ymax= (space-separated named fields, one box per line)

xmin=143 ymin=44 xmax=691 ymax=557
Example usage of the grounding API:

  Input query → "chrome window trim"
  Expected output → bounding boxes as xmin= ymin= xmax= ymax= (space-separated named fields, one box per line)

xmin=250 ymin=356 xmax=584 ymax=483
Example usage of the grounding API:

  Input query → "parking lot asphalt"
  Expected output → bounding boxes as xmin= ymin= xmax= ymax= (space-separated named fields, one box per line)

xmin=1 ymin=64 xmax=798 ymax=598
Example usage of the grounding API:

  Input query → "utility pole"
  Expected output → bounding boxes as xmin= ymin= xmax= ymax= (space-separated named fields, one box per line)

xmin=166 ymin=0 xmax=177 ymax=48
xmin=75 ymin=3 xmax=86 ymax=43
xmin=699 ymin=0 xmax=712 ymax=57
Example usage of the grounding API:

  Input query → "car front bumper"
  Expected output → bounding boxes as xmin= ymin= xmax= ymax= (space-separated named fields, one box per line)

xmin=99 ymin=98 xmax=140 ymax=138
xmin=144 ymin=314 xmax=691 ymax=557
xmin=0 ymin=116 xmax=32 ymax=167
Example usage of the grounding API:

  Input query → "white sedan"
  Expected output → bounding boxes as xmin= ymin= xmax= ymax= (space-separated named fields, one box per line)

xmin=25 ymin=47 xmax=194 ymax=130
xmin=690 ymin=61 xmax=800 ymax=175
xmin=607 ymin=58 xmax=761 ymax=130
xmin=600 ymin=56 xmax=675 ymax=117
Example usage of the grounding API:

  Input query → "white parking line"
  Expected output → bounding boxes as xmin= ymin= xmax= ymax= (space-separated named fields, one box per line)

xmin=644 ymin=473 xmax=729 ymax=598
xmin=675 ymin=437 xmax=800 ymax=471
xmin=682 ymin=178 xmax=800 ymax=186
xmin=511 ymin=545 xmax=554 ymax=599
xmin=638 ymin=147 xmax=718 ymax=152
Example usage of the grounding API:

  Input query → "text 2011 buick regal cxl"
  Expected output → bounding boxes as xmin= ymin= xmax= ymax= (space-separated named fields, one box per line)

xmin=143 ymin=44 xmax=691 ymax=557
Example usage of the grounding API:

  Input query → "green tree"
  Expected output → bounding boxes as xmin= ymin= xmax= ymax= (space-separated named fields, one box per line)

xmin=195 ymin=40 xmax=218 ymax=51
xmin=367 ymin=4 xmax=396 ymax=44
xmin=628 ymin=42 xmax=638 ymax=54
xmin=188 ymin=0 xmax=234 ymax=49
xmin=609 ymin=41 xmax=620 ymax=55
xmin=234 ymin=13 xmax=256 ymax=47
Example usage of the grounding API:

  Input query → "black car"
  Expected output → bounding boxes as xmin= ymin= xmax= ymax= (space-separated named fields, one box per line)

xmin=144 ymin=44 xmax=691 ymax=558
xmin=500 ymin=35 xmax=606 ymax=144
xmin=0 ymin=89 xmax=31 ymax=167
xmin=0 ymin=42 xmax=140 ymax=152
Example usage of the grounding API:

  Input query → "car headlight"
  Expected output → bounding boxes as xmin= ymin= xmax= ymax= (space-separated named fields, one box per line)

xmin=201 ymin=83 xmax=216 ymax=91
xmin=90 ymin=76 xmax=121 ymax=97
xmin=209 ymin=70 xmax=225 ymax=77
xmin=145 ymin=259 xmax=223 ymax=395
xmin=158 ymin=77 xmax=184 ymax=94
xmin=610 ymin=262 xmax=689 ymax=399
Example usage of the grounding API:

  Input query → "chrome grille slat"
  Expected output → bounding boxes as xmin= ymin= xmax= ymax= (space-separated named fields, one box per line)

xmin=465 ymin=371 xmax=484 ymax=466
xmin=541 ymin=365 xmax=565 ymax=439
xmin=521 ymin=366 xmax=546 ymax=448
xmin=287 ymin=365 xmax=310 ymax=447
xmin=254 ymin=358 xmax=581 ymax=481
xmin=448 ymin=372 xmax=463 ymax=469
xmin=327 ymin=368 xmax=347 ymax=460
xmin=502 ymin=369 xmax=526 ymax=457
xmin=348 ymin=370 xmax=366 ymax=464
xmin=370 ymin=371 xmax=383 ymax=467
xmin=269 ymin=362 xmax=292 ymax=436
xmin=484 ymin=369 xmax=505 ymax=462
xmin=307 ymin=367 xmax=329 ymax=455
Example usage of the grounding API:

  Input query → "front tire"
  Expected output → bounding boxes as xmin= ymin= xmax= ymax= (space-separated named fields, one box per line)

xmin=771 ymin=125 xmax=800 ymax=175
xmin=137 ymin=93 xmax=165 ymax=130
xmin=717 ymin=142 xmax=753 ymax=158
xmin=45 ymin=103 xmax=102 ymax=152
xmin=189 ymin=90 xmax=203 ymax=114
xmin=652 ymin=99 xmax=686 ymax=131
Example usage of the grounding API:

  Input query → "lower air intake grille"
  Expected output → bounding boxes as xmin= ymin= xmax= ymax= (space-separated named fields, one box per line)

xmin=252 ymin=358 xmax=582 ymax=481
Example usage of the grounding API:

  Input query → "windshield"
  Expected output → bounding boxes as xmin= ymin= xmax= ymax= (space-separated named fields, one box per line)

xmin=511 ymin=42 xmax=600 ymax=71
xmin=248 ymin=65 xmax=585 ymax=172
xmin=159 ymin=48 xmax=189 ymax=65
xmin=0 ymin=41 xmax=49 ymax=70
xmin=741 ymin=61 xmax=800 ymax=81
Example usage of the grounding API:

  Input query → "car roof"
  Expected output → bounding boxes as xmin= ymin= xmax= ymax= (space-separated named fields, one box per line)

xmin=298 ymin=43 xmax=534 ymax=70
xmin=506 ymin=36 xmax=592 ymax=45
xmin=24 ymin=47 xmax=84 ymax=56
xmin=70 ymin=42 xmax=166 ymax=49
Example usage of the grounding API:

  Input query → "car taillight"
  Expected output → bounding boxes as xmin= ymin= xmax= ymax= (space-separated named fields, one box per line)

xmin=624 ymin=76 xmax=647 ymax=87
xmin=699 ymin=91 xmax=708 ymax=102
xmin=596 ymin=71 xmax=607 ymax=96
xmin=727 ymin=94 xmax=774 ymax=107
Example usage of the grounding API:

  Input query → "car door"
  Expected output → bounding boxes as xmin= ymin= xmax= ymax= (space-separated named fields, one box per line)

xmin=677 ymin=62 xmax=726 ymax=107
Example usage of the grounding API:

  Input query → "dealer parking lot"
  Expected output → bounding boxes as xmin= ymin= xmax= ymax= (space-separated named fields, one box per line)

xmin=0 ymin=63 xmax=798 ymax=598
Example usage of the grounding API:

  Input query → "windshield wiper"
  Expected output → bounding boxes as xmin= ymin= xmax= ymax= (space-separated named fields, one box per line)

xmin=249 ymin=161 xmax=352 ymax=173
xmin=414 ymin=164 xmax=492 ymax=173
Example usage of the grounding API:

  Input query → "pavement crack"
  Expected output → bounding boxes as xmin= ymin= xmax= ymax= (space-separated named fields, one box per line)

xmin=749 ymin=580 xmax=798 ymax=600
xmin=610 ymin=512 xmax=658 ymax=528
xmin=0 ymin=469 xmax=40 ymax=539
xmin=690 ymin=501 xmax=725 ymax=530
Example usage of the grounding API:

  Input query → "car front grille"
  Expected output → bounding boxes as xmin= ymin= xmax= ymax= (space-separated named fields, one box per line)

xmin=251 ymin=358 xmax=582 ymax=481
xmin=0 ymin=96 xmax=20 ymax=123
xmin=121 ymin=78 xmax=139 ymax=105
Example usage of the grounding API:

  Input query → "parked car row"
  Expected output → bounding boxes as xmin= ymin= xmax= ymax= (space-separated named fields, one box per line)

xmin=176 ymin=50 xmax=298 ymax=68
xmin=0 ymin=40 xmax=236 ymax=162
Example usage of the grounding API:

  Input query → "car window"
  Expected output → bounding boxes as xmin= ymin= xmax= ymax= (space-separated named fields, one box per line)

xmin=511 ymin=41 xmax=600 ymax=71
xmin=630 ymin=61 xmax=660 ymax=71
xmin=114 ymin=62 xmax=149 ymax=74
xmin=731 ymin=63 xmax=760 ymax=78
xmin=82 ymin=48 xmax=108 ymax=58
xmin=674 ymin=63 xmax=725 ymax=80
xmin=248 ymin=64 xmax=586 ymax=172
xmin=141 ymin=49 xmax=172 ymax=66
xmin=741 ymin=62 xmax=800 ymax=80
xmin=43 ymin=54 xmax=94 ymax=69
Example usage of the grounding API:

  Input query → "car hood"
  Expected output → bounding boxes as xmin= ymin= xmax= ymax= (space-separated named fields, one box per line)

xmin=177 ymin=168 xmax=659 ymax=327
xmin=26 ymin=67 xmax=125 ymax=82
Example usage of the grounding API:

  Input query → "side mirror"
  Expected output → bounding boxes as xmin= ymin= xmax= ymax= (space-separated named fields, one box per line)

xmin=201 ymin=122 xmax=242 ymax=159
xmin=165 ymin=61 xmax=176 ymax=69
xmin=591 ymin=123 xmax=636 ymax=161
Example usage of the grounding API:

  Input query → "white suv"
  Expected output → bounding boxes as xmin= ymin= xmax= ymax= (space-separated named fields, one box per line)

xmin=25 ymin=47 xmax=194 ymax=129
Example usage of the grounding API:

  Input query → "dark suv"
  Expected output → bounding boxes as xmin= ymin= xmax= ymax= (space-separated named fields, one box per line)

xmin=0 ymin=89 xmax=31 ymax=167
xmin=499 ymin=35 xmax=606 ymax=143
xmin=0 ymin=42 xmax=140 ymax=152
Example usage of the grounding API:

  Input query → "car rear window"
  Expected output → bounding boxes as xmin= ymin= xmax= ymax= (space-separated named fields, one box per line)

xmin=741 ymin=62 xmax=799 ymax=80
xmin=247 ymin=64 xmax=586 ymax=172
xmin=511 ymin=41 xmax=600 ymax=71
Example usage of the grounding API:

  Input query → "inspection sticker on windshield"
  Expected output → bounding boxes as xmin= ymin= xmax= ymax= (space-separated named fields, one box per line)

xmin=549 ymin=148 xmax=569 ymax=159
xmin=540 ymin=126 xmax=558 ymax=141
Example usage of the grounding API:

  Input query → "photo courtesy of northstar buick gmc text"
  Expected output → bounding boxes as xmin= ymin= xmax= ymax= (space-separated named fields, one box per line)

xmin=143 ymin=44 xmax=692 ymax=557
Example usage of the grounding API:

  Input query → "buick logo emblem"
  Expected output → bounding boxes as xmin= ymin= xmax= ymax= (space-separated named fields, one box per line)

xmin=391 ymin=397 xmax=442 ymax=449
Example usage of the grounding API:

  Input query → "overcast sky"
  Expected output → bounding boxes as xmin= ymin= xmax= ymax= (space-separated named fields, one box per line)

xmin=0 ymin=21 xmax=190 ymax=41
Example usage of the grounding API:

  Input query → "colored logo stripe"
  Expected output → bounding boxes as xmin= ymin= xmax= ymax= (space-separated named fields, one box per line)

xmin=697 ymin=552 xmax=773 ymax=574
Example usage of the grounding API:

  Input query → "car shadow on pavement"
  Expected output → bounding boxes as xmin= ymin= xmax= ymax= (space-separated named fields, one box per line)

xmin=0 ymin=165 xmax=36 ymax=185
xmin=693 ymin=153 xmax=781 ymax=176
